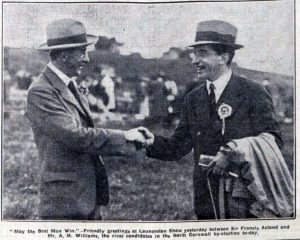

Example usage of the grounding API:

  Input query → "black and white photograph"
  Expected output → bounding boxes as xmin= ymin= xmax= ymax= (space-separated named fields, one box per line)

xmin=1 ymin=0 xmax=297 ymax=238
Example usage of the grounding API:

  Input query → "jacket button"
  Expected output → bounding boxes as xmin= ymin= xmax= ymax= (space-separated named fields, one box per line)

xmin=197 ymin=131 xmax=201 ymax=136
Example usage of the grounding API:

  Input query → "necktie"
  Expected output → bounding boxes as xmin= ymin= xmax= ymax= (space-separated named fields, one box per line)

xmin=68 ymin=81 xmax=93 ymax=126
xmin=209 ymin=83 xmax=216 ymax=116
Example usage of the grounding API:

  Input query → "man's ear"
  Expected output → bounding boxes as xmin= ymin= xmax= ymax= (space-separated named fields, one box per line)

xmin=61 ymin=52 xmax=68 ymax=63
xmin=220 ymin=53 xmax=230 ymax=66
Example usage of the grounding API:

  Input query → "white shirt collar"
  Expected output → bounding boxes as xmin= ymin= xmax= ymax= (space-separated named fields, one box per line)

xmin=48 ymin=62 xmax=76 ymax=86
xmin=206 ymin=68 xmax=232 ymax=102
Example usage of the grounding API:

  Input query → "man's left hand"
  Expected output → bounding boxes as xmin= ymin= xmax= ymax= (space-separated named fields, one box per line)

xmin=207 ymin=151 xmax=229 ymax=177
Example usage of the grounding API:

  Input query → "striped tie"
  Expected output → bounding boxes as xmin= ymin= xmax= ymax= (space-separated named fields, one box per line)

xmin=209 ymin=83 xmax=216 ymax=116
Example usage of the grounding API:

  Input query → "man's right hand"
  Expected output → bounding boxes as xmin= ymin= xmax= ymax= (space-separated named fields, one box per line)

xmin=123 ymin=127 xmax=154 ymax=147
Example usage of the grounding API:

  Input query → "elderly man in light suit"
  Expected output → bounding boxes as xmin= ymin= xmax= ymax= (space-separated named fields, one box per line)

xmin=26 ymin=19 xmax=146 ymax=220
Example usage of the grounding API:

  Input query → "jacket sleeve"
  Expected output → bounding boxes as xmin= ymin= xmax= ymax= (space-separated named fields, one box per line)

xmin=26 ymin=86 xmax=135 ymax=156
xmin=146 ymin=96 xmax=193 ymax=161
xmin=249 ymin=85 xmax=283 ymax=148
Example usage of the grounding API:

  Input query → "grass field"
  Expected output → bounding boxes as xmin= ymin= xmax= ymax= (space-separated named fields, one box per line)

xmin=2 ymin=99 xmax=294 ymax=221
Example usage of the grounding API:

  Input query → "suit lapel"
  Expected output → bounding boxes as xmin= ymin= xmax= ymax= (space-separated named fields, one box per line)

xmin=78 ymin=91 xmax=93 ymax=119
xmin=193 ymin=74 xmax=244 ymax=129
xmin=216 ymin=74 xmax=244 ymax=119
xmin=43 ymin=67 xmax=94 ymax=125
xmin=72 ymin=85 xmax=94 ymax=126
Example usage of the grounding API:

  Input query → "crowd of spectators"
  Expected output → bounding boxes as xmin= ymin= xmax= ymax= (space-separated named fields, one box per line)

xmin=3 ymin=65 xmax=293 ymax=125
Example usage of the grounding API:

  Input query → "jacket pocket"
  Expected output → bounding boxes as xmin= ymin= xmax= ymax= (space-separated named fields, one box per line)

xmin=41 ymin=172 xmax=78 ymax=199
xmin=42 ymin=172 xmax=77 ymax=183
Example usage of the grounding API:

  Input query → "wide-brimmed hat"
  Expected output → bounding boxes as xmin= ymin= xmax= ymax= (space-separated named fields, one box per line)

xmin=37 ymin=19 xmax=97 ymax=51
xmin=189 ymin=20 xmax=243 ymax=50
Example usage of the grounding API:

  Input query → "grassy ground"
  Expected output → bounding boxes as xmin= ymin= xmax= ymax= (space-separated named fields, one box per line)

xmin=2 ymin=101 xmax=294 ymax=220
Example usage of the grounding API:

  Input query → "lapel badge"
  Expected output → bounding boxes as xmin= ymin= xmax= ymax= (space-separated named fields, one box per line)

xmin=218 ymin=103 xmax=232 ymax=135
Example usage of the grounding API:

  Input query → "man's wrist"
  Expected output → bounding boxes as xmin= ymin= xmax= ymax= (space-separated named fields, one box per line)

xmin=145 ymin=135 xmax=155 ymax=152
xmin=148 ymin=135 xmax=155 ymax=146
xmin=219 ymin=145 xmax=231 ymax=157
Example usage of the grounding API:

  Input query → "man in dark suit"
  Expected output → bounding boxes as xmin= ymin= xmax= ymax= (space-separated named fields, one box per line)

xmin=141 ymin=20 xmax=282 ymax=219
xmin=26 ymin=19 xmax=146 ymax=220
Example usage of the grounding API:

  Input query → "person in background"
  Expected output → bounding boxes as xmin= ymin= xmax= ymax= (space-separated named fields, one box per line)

xmin=87 ymin=67 xmax=109 ymax=112
xmin=4 ymin=70 xmax=13 ymax=118
xmin=135 ymin=76 xmax=150 ymax=120
xmin=100 ymin=65 xmax=116 ymax=112
xmin=147 ymin=73 xmax=169 ymax=125
xmin=164 ymin=76 xmax=178 ymax=126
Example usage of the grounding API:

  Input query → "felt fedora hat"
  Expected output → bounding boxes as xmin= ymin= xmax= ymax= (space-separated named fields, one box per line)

xmin=189 ymin=20 xmax=243 ymax=49
xmin=37 ymin=19 xmax=97 ymax=51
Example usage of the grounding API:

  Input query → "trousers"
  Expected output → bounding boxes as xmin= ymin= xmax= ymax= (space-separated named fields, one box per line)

xmin=40 ymin=205 xmax=102 ymax=220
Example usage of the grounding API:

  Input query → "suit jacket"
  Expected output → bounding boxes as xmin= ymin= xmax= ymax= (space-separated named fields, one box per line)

xmin=147 ymin=73 xmax=282 ymax=219
xmin=26 ymin=66 xmax=134 ymax=219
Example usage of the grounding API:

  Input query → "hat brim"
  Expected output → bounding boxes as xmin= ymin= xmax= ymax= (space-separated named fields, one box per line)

xmin=188 ymin=41 xmax=244 ymax=50
xmin=36 ymin=34 xmax=98 ymax=51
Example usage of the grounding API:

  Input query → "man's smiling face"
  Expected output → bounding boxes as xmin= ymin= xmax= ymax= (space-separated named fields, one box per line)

xmin=192 ymin=45 xmax=224 ymax=82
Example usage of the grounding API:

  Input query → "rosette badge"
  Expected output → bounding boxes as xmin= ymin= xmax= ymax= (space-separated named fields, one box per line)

xmin=218 ymin=103 xmax=232 ymax=119
xmin=218 ymin=103 xmax=232 ymax=135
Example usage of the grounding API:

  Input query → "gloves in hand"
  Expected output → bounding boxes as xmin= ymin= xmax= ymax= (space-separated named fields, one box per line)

xmin=207 ymin=151 xmax=229 ymax=177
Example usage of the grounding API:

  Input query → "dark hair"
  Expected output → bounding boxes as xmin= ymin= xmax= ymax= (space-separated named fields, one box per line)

xmin=208 ymin=44 xmax=235 ymax=65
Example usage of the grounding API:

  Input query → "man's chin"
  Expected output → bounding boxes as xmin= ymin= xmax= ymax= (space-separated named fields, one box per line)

xmin=197 ymin=73 xmax=207 ymax=80
xmin=76 ymin=70 xmax=82 ymax=76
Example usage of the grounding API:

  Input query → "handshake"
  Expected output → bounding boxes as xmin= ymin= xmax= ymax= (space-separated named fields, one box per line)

xmin=123 ymin=127 xmax=155 ymax=147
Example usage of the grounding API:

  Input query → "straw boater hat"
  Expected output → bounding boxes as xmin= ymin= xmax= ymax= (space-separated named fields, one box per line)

xmin=37 ymin=19 xmax=97 ymax=51
xmin=189 ymin=20 xmax=243 ymax=50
